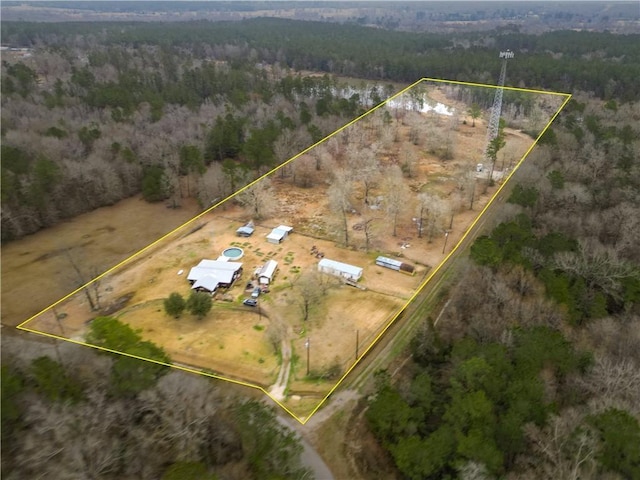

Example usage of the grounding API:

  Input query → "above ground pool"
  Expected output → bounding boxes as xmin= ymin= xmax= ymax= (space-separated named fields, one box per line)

xmin=221 ymin=247 xmax=244 ymax=260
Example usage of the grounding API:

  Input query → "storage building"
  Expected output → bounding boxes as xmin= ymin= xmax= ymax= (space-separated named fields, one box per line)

xmin=236 ymin=225 xmax=254 ymax=237
xmin=258 ymin=259 xmax=278 ymax=285
xmin=266 ymin=225 xmax=292 ymax=244
xmin=375 ymin=256 xmax=415 ymax=274
xmin=318 ymin=258 xmax=363 ymax=282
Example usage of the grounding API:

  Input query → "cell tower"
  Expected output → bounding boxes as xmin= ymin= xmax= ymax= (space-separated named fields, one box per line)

xmin=485 ymin=50 xmax=514 ymax=159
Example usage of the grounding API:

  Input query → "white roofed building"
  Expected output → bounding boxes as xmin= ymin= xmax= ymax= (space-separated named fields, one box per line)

xmin=258 ymin=259 xmax=278 ymax=285
xmin=266 ymin=225 xmax=293 ymax=244
xmin=318 ymin=258 xmax=363 ymax=282
xmin=191 ymin=274 xmax=220 ymax=293
xmin=188 ymin=259 xmax=243 ymax=292
xmin=375 ymin=256 xmax=415 ymax=274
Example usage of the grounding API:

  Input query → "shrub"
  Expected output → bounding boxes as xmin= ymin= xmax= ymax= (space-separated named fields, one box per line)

xmin=187 ymin=291 xmax=212 ymax=319
xmin=164 ymin=292 xmax=186 ymax=318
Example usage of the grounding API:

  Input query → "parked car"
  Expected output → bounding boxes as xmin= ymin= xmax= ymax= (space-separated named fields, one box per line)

xmin=251 ymin=287 xmax=261 ymax=298
xmin=243 ymin=298 xmax=258 ymax=307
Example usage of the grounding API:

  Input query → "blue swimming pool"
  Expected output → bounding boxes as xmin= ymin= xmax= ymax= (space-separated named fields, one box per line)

xmin=222 ymin=247 xmax=244 ymax=260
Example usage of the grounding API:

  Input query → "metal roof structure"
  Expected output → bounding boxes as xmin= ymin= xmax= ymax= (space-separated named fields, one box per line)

xmin=236 ymin=226 xmax=254 ymax=236
xmin=187 ymin=260 xmax=242 ymax=285
xmin=318 ymin=258 xmax=363 ymax=280
xmin=259 ymin=259 xmax=278 ymax=280
xmin=266 ymin=229 xmax=287 ymax=243
xmin=376 ymin=256 xmax=403 ymax=268
xmin=191 ymin=274 xmax=220 ymax=292
xmin=197 ymin=260 xmax=242 ymax=270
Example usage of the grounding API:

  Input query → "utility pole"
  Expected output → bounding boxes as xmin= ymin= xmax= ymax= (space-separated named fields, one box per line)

xmin=485 ymin=50 xmax=514 ymax=165
xmin=305 ymin=337 xmax=310 ymax=376
xmin=442 ymin=231 xmax=450 ymax=254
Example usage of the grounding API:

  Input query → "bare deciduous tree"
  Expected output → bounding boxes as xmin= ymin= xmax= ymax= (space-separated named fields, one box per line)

xmin=522 ymin=409 xmax=598 ymax=480
xmin=236 ymin=177 xmax=276 ymax=220
xmin=273 ymin=127 xmax=312 ymax=166
xmin=586 ymin=315 xmax=640 ymax=366
xmin=328 ymin=169 xmax=354 ymax=247
xmin=293 ymin=270 xmax=337 ymax=322
xmin=457 ymin=461 xmax=494 ymax=480
xmin=383 ymin=165 xmax=410 ymax=237
xmin=458 ymin=170 xmax=478 ymax=210
xmin=552 ymin=240 xmax=637 ymax=301
xmin=15 ymin=391 xmax=128 ymax=479
xmin=348 ymin=146 xmax=380 ymax=206
xmin=401 ymin=150 xmax=419 ymax=178
xmin=196 ymin=162 xmax=228 ymax=207
xmin=579 ymin=355 xmax=640 ymax=413
xmin=291 ymin=155 xmax=316 ymax=188
xmin=415 ymin=192 xmax=448 ymax=242
xmin=361 ymin=214 xmax=380 ymax=252
xmin=267 ymin=319 xmax=288 ymax=355
xmin=64 ymin=247 xmax=102 ymax=312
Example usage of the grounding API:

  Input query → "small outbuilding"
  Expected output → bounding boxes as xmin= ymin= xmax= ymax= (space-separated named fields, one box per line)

xmin=376 ymin=256 xmax=415 ymax=275
xmin=266 ymin=225 xmax=292 ymax=244
xmin=258 ymin=259 xmax=278 ymax=285
xmin=266 ymin=229 xmax=286 ymax=244
xmin=318 ymin=258 xmax=363 ymax=282
xmin=236 ymin=225 xmax=254 ymax=237
xmin=276 ymin=225 xmax=293 ymax=234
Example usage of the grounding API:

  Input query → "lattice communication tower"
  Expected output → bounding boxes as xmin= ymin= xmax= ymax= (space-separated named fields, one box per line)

xmin=485 ymin=50 xmax=514 ymax=159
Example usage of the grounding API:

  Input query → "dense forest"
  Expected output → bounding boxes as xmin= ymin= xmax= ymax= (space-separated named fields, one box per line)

xmin=2 ymin=15 xmax=640 ymax=480
xmin=2 ymin=20 xmax=639 ymax=242
xmin=1 ymin=22 xmax=380 ymax=241
xmin=365 ymin=83 xmax=640 ymax=478
xmin=3 ymin=19 xmax=640 ymax=98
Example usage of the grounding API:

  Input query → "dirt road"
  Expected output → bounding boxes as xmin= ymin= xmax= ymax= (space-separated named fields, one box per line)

xmin=275 ymin=414 xmax=335 ymax=480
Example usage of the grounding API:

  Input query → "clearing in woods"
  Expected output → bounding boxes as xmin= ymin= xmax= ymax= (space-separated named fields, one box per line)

xmin=17 ymin=78 xmax=570 ymax=422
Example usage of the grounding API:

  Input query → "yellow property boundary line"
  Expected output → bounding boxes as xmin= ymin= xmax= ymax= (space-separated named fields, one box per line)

xmin=16 ymin=78 xmax=571 ymax=424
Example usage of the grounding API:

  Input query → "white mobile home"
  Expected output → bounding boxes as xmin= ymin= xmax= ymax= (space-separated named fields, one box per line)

xmin=318 ymin=258 xmax=363 ymax=282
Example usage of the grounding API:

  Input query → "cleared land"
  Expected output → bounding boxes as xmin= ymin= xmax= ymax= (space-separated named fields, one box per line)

xmin=20 ymin=79 xmax=568 ymax=420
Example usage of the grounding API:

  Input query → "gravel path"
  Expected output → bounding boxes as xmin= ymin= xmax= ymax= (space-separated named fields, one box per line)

xmin=268 ymin=338 xmax=292 ymax=401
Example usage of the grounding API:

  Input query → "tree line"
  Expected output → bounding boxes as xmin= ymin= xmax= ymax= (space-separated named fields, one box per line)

xmin=3 ymin=19 xmax=639 ymax=99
